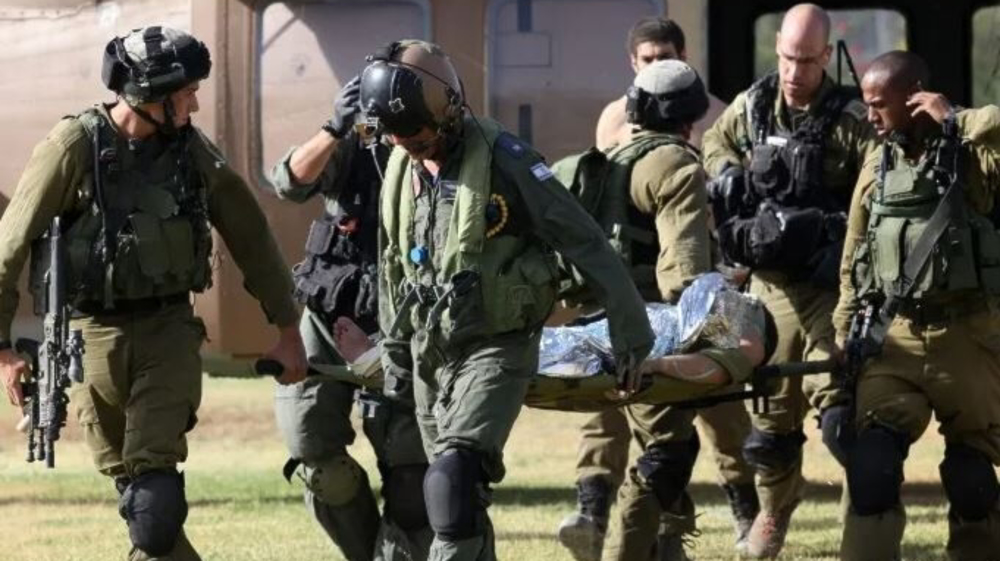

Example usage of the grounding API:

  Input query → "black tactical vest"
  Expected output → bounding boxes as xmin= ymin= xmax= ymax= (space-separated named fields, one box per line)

xmin=39 ymin=108 xmax=213 ymax=308
xmin=744 ymin=72 xmax=853 ymax=212
xmin=292 ymin=140 xmax=388 ymax=334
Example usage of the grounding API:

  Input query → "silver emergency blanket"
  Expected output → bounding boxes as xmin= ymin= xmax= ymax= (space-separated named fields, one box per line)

xmin=538 ymin=273 xmax=762 ymax=377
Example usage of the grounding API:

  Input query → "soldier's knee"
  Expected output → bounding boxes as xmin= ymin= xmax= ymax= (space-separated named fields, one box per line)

xmin=819 ymin=404 xmax=855 ymax=468
xmin=848 ymin=425 xmax=909 ymax=516
xmin=118 ymin=469 xmax=188 ymax=557
xmin=635 ymin=434 xmax=700 ymax=510
xmin=940 ymin=443 xmax=1000 ymax=521
xmin=303 ymin=455 xmax=367 ymax=506
xmin=424 ymin=448 xmax=488 ymax=541
xmin=384 ymin=463 xmax=430 ymax=531
xmin=742 ymin=426 xmax=805 ymax=472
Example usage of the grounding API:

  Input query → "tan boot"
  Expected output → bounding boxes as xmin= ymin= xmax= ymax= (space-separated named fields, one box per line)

xmin=840 ymin=504 xmax=905 ymax=561
xmin=558 ymin=476 xmax=613 ymax=561
xmin=742 ymin=499 xmax=800 ymax=559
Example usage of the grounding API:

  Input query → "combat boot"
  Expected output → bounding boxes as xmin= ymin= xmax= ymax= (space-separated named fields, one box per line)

xmin=557 ymin=475 xmax=614 ymax=561
xmin=723 ymin=483 xmax=760 ymax=552
xmin=654 ymin=533 xmax=692 ymax=561
xmin=742 ymin=498 xmax=799 ymax=559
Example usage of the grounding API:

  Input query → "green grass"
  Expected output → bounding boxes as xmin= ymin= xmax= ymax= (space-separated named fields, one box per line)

xmin=1 ymin=377 xmax=953 ymax=560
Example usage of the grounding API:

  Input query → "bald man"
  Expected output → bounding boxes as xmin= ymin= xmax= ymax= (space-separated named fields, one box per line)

xmin=559 ymin=17 xmax=759 ymax=561
xmin=834 ymin=50 xmax=1000 ymax=561
xmin=701 ymin=4 xmax=877 ymax=557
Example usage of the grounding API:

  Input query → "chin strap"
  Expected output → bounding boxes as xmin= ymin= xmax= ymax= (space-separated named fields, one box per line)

xmin=126 ymin=97 xmax=179 ymax=138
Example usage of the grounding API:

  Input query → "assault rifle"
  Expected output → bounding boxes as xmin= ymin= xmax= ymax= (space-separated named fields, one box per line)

xmin=17 ymin=217 xmax=85 ymax=468
xmin=841 ymin=301 xmax=886 ymax=407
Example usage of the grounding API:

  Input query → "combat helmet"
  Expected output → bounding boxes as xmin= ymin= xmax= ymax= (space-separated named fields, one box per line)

xmin=359 ymin=40 xmax=464 ymax=138
xmin=626 ymin=59 xmax=708 ymax=132
xmin=102 ymin=26 xmax=211 ymax=106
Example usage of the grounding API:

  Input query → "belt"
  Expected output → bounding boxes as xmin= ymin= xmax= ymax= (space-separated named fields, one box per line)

xmin=896 ymin=297 xmax=982 ymax=326
xmin=74 ymin=293 xmax=190 ymax=317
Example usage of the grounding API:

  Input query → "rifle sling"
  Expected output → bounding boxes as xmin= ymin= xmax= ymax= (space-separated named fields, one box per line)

xmin=880 ymin=174 xmax=961 ymax=320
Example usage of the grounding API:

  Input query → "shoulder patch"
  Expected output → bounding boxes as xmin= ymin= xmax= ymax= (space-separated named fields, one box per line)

xmin=843 ymin=98 xmax=868 ymax=121
xmin=496 ymin=132 xmax=528 ymax=159
xmin=530 ymin=162 xmax=554 ymax=181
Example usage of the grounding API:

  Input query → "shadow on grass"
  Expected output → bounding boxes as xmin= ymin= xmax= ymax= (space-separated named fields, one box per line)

xmin=490 ymin=480 xmax=945 ymax=507
xmin=0 ymin=494 xmax=303 ymax=508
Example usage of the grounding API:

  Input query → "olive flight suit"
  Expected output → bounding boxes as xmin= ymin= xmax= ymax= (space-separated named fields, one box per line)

xmin=0 ymin=104 xmax=300 ymax=561
xmin=834 ymin=106 xmax=1000 ymax=561
xmin=265 ymin=130 xmax=430 ymax=561
xmin=702 ymin=75 xmax=877 ymax=516
xmin=378 ymin=117 xmax=654 ymax=561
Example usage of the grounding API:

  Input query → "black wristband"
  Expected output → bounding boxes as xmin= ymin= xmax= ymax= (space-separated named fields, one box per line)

xmin=0 ymin=340 xmax=12 ymax=352
xmin=942 ymin=111 xmax=959 ymax=138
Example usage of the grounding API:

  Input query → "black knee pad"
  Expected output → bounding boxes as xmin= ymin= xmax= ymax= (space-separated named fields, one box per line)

xmin=119 ymin=469 xmax=188 ymax=557
xmin=742 ymin=427 xmax=806 ymax=472
xmin=384 ymin=463 xmax=430 ymax=531
xmin=636 ymin=434 xmax=700 ymax=510
xmin=424 ymin=448 xmax=488 ymax=541
xmin=940 ymin=443 xmax=1000 ymax=521
xmin=848 ymin=425 xmax=909 ymax=516
xmin=820 ymin=404 xmax=855 ymax=468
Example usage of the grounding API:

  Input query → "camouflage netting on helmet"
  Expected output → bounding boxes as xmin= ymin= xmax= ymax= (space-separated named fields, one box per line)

xmin=103 ymin=26 xmax=211 ymax=105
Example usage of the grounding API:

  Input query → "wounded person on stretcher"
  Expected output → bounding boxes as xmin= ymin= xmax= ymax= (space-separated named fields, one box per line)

xmin=331 ymin=273 xmax=773 ymax=395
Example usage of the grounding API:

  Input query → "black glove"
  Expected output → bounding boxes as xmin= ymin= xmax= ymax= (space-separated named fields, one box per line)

xmin=706 ymin=165 xmax=748 ymax=225
xmin=322 ymin=75 xmax=361 ymax=139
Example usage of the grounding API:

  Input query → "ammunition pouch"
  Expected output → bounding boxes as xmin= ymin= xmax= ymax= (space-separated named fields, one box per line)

xmin=749 ymin=143 xmax=789 ymax=202
xmin=717 ymin=202 xmax=839 ymax=285
xmin=293 ymin=214 xmax=379 ymax=333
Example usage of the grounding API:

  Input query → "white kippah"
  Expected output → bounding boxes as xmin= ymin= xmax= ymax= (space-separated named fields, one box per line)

xmin=633 ymin=59 xmax=697 ymax=95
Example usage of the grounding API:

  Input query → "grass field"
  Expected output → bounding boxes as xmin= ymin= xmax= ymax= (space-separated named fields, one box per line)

xmin=1 ymin=377 xmax=953 ymax=560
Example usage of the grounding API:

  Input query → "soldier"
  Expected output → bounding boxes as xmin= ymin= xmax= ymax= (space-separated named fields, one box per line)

xmin=835 ymin=51 xmax=1000 ymax=561
xmin=0 ymin=26 xmax=306 ymax=560
xmin=263 ymin=73 xmax=431 ymax=560
xmin=701 ymin=4 xmax=876 ymax=557
xmin=571 ymin=59 xmax=725 ymax=561
xmin=359 ymin=40 xmax=654 ymax=561
xmin=562 ymin=18 xmax=759 ymax=560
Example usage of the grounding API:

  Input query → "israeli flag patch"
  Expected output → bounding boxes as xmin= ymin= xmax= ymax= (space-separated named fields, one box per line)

xmin=531 ymin=162 xmax=554 ymax=181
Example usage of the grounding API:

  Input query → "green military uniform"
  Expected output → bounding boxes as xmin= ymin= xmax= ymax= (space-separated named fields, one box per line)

xmin=834 ymin=106 xmax=1000 ymax=561
xmin=266 ymin=135 xmax=430 ymax=561
xmin=702 ymin=74 xmax=876 ymax=516
xmin=378 ymin=116 xmax=653 ymax=561
xmin=597 ymin=131 xmax=716 ymax=559
xmin=0 ymin=105 xmax=299 ymax=560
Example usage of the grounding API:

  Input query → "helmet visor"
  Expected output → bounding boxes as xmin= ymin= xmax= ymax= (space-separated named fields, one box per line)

xmin=359 ymin=61 xmax=432 ymax=138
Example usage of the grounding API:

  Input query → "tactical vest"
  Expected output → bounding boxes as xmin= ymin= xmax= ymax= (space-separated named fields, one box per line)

xmin=52 ymin=108 xmax=213 ymax=307
xmin=852 ymin=136 xmax=1000 ymax=299
xmin=292 ymin=140 xmax=387 ymax=334
xmin=551 ymin=133 xmax=695 ymax=302
xmin=743 ymin=72 xmax=852 ymax=211
xmin=380 ymin=117 xmax=558 ymax=342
